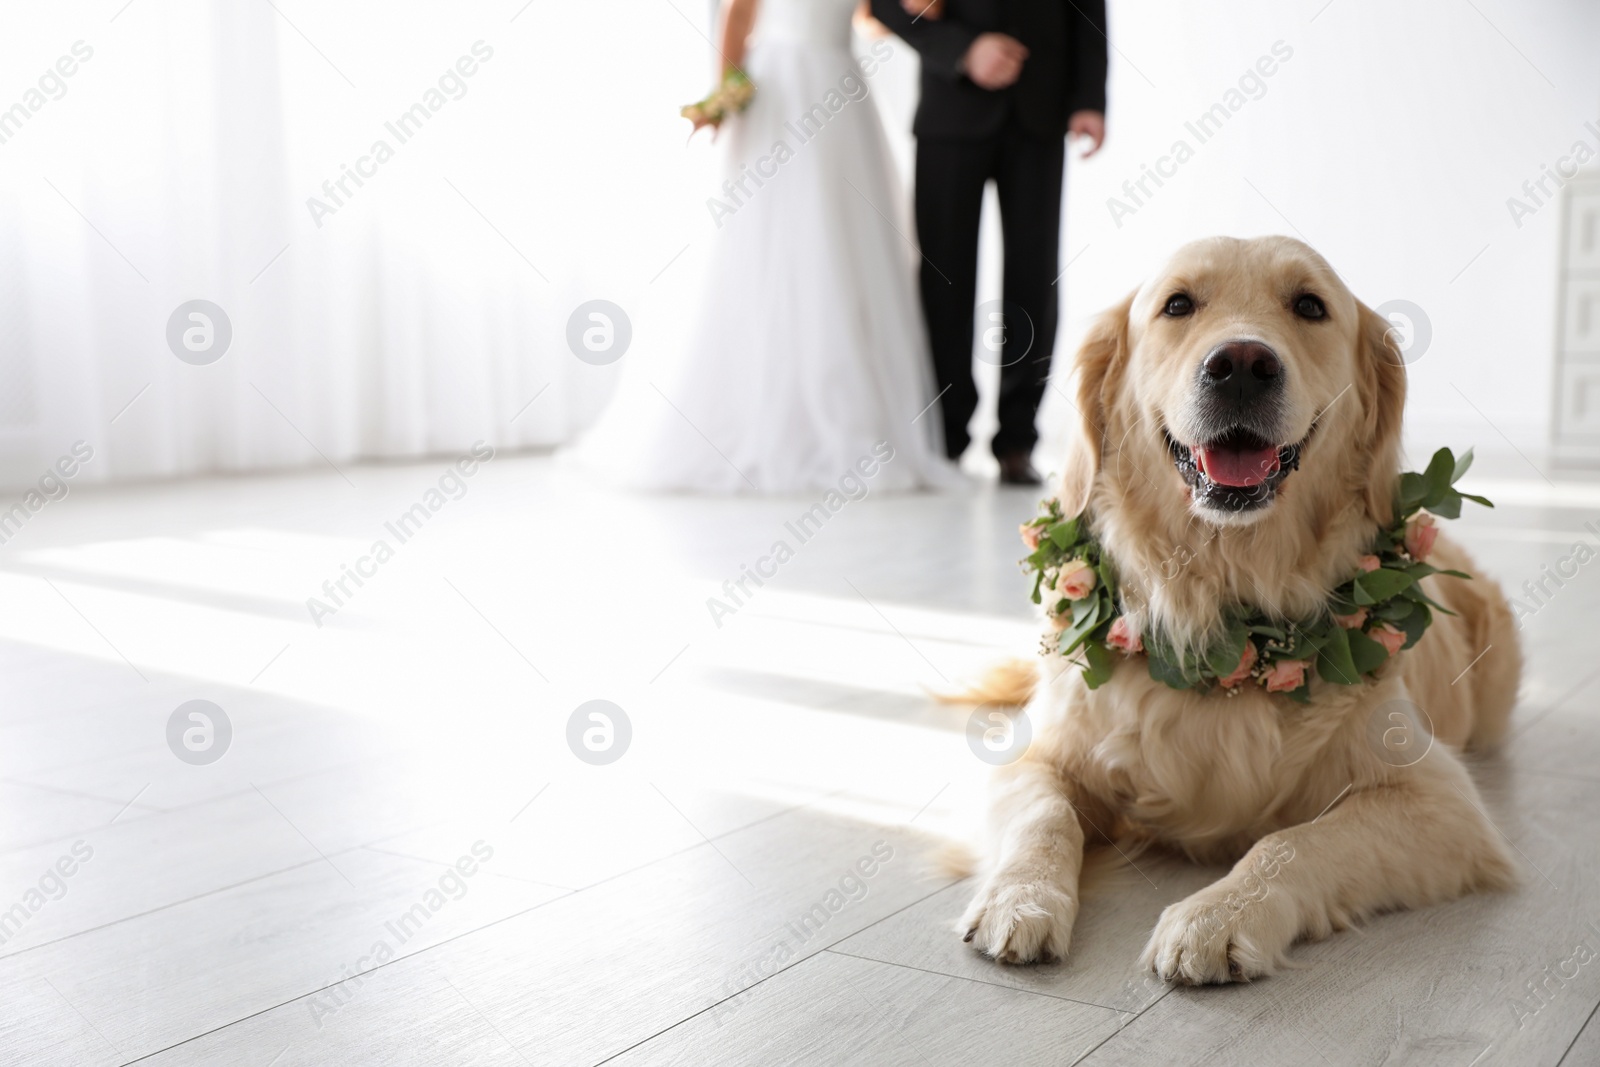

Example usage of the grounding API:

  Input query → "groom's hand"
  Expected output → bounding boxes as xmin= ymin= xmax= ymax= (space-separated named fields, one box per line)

xmin=963 ymin=33 xmax=1028 ymax=90
xmin=1068 ymin=110 xmax=1105 ymax=157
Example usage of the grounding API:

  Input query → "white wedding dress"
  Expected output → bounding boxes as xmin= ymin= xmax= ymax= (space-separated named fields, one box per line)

xmin=567 ymin=0 xmax=954 ymax=494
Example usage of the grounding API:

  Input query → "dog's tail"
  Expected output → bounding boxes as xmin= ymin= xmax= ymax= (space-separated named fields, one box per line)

xmin=922 ymin=658 xmax=1037 ymax=884
xmin=934 ymin=658 xmax=1038 ymax=708
xmin=929 ymin=839 xmax=979 ymax=880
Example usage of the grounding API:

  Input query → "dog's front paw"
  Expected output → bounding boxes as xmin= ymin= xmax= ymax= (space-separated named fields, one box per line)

xmin=1140 ymin=884 xmax=1293 ymax=984
xmin=958 ymin=877 xmax=1077 ymax=964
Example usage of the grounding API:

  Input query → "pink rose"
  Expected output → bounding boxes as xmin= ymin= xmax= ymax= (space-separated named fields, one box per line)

xmin=1263 ymin=658 xmax=1310 ymax=693
xmin=1055 ymin=558 xmax=1097 ymax=601
xmin=1218 ymin=641 xmax=1258 ymax=688
xmin=1372 ymin=623 xmax=1406 ymax=656
xmin=1021 ymin=523 xmax=1046 ymax=551
xmin=1332 ymin=608 xmax=1368 ymax=629
xmin=1405 ymin=513 xmax=1438 ymax=562
xmin=1357 ymin=554 xmax=1382 ymax=573
xmin=1106 ymin=616 xmax=1143 ymax=654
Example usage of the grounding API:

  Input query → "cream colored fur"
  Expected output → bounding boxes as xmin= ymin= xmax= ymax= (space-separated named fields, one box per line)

xmin=961 ymin=237 xmax=1520 ymax=983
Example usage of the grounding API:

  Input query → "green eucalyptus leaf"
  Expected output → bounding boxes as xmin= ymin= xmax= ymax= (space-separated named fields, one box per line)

xmin=1058 ymin=619 xmax=1096 ymax=657
xmin=1071 ymin=593 xmax=1098 ymax=626
xmin=1398 ymin=471 xmax=1429 ymax=512
xmin=1346 ymin=628 xmax=1390 ymax=673
xmin=1082 ymin=641 xmax=1113 ymax=689
xmin=1290 ymin=621 xmax=1333 ymax=653
xmin=1354 ymin=568 xmax=1414 ymax=604
xmin=1095 ymin=560 xmax=1118 ymax=601
xmin=1146 ymin=644 xmax=1191 ymax=690
xmin=1048 ymin=519 xmax=1080 ymax=550
xmin=1429 ymin=490 xmax=1462 ymax=520
xmin=1458 ymin=492 xmax=1494 ymax=508
xmin=1059 ymin=597 xmax=1111 ymax=656
xmin=1397 ymin=602 xmax=1430 ymax=648
xmin=1451 ymin=447 xmax=1474 ymax=483
xmin=1399 ymin=584 xmax=1457 ymax=616
xmin=1372 ymin=598 xmax=1414 ymax=621
xmin=1422 ymin=448 xmax=1455 ymax=505
xmin=1316 ymin=627 xmax=1360 ymax=685
xmin=1328 ymin=589 xmax=1361 ymax=614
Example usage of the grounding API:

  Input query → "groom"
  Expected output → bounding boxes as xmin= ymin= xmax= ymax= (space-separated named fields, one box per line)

xmin=870 ymin=0 xmax=1107 ymax=485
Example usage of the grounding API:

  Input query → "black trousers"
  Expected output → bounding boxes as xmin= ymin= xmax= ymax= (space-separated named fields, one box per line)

xmin=914 ymin=116 xmax=1065 ymax=461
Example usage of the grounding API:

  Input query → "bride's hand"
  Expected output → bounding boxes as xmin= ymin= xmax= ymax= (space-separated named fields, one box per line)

xmin=901 ymin=0 xmax=944 ymax=18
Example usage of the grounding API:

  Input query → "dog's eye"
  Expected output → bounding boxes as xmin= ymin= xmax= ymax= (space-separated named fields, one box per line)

xmin=1293 ymin=294 xmax=1326 ymax=320
xmin=1163 ymin=294 xmax=1194 ymax=317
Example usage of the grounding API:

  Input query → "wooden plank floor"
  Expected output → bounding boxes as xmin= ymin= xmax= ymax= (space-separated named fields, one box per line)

xmin=0 ymin=453 xmax=1596 ymax=1066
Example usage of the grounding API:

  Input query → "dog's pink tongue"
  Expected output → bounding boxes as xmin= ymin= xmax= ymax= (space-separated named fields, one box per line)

xmin=1197 ymin=444 xmax=1280 ymax=487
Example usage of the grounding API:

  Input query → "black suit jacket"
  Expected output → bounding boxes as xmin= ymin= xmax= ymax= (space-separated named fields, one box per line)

xmin=869 ymin=0 xmax=1108 ymax=141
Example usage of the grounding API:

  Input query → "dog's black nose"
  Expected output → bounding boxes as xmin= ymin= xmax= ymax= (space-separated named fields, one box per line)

xmin=1201 ymin=341 xmax=1281 ymax=401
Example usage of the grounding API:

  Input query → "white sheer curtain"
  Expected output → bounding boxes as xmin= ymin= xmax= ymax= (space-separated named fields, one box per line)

xmin=0 ymin=0 xmax=719 ymax=491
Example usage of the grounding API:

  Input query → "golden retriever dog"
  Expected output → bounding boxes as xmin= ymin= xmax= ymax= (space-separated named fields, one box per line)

xmin=960 ymin=235 xmax=1520 ymax=983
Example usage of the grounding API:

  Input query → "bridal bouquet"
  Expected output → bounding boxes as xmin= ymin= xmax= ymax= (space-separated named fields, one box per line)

xmin=681 ymin=69 xmax=755 ymax=130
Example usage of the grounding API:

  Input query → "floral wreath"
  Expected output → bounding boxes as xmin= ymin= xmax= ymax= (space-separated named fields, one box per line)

xmin=1021 ymin=447 xmax=1491 ymax=702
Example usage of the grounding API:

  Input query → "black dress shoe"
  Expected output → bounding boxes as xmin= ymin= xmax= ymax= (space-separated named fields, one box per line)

xmin=998 ymin=452 xmax=1042 ymax=486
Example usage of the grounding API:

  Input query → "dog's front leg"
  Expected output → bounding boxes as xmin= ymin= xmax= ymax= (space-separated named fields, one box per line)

xmin=1141 ymin=759 xmax=1517 ymax=984
xmin=959 ymin=760 xmax=1086 ymax=964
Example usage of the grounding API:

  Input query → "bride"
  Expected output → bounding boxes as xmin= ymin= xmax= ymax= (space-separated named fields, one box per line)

xmin=568 ymin=0 xmax=954 ymax=494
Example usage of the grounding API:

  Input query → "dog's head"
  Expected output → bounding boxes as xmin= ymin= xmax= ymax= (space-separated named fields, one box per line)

xmin=1061 ymin=236 xmax=1405 ymax=530
xmin=1057 ymin=237 xmax=1407 ymax=637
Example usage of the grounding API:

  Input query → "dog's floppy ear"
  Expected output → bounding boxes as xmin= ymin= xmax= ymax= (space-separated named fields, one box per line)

xmin=1355 ymin=301 xmax=1407 ymax=527
xmin=1058 ymin=292 xmax=1133 ymax=518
